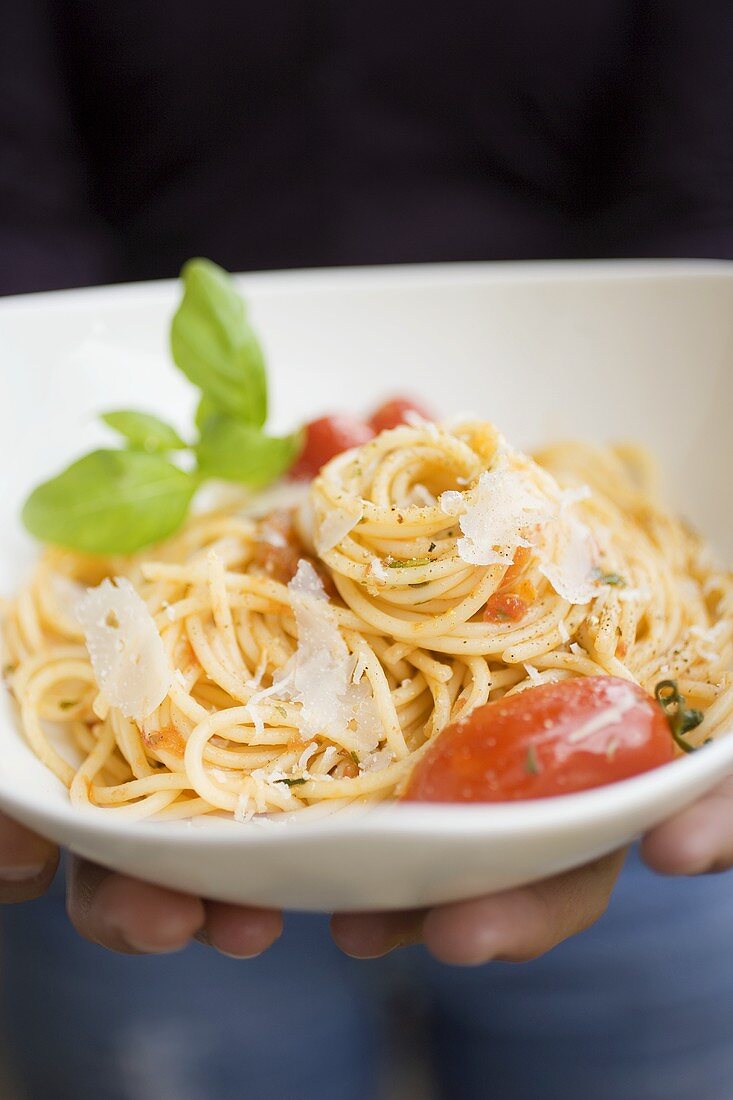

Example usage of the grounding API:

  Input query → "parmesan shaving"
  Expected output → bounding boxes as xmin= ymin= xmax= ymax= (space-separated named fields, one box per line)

xmin=439 ymin=444 xmax=598 ymax=604
xmin=234 ymin=790 xmax=254 ymax=823
xmin=317 ymin=745 xmax=342 ymax=773
xmin=538 ymin=516 xmax=598 ymax=606
xmin=246 ymin=649 xmax=268 ymax=690
xmin=351 ymin=651 xmax=368 ymax=684
xmin=297 ymin=741 xmax=319 ymax=771
xmin=359 ymin=747 xmax=394 ymax=773
xmin=285 ymin=561 xmax=381 ymax=750
xmin=250 ymin=672 xmax=293 ymax=706
xmin=247 ymin=704 xmax=266 ymax=740
xmin=440 ymin=467 xmax=552 ymax=566
xmin=315 ymin=502 xmax=364 ymax=555
xmin=77 ymin=578 xmax=172 ymax=722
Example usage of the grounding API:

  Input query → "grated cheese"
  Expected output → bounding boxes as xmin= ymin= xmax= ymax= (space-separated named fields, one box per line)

xmin=367 ymin=557 xmax=390 ymax=583
xmin=77 ymin=577 xmax=172 ymax=722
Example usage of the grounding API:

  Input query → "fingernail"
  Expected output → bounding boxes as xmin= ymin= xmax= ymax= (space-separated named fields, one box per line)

xmin=121 ymin=935 xmax=185 ymax=955
xmin=193 ymin=930 xmax=262 ymax=955
xmin=217 ymin=948 xmax=263 ymax=960
xmin=0 ymin=863 xmax=48 ymax=882
xmin=343 ymin=944 xmax=394 ymax=960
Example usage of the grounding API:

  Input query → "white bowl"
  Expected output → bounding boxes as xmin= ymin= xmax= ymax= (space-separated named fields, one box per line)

xmin=2 ymin=260 xmax=733 ymax=912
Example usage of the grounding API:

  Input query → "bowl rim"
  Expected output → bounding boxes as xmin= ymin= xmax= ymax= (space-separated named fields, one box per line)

xmin=0 ymin=257 xmax=731 ymax=316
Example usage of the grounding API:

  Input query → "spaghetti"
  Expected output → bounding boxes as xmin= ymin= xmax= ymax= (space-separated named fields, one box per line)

xmin=3 ymin=419 xmax=732 ymax=820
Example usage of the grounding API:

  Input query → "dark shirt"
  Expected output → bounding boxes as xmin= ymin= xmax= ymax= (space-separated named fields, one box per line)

xmin=1 ymin=1 xmax=732 ymax=294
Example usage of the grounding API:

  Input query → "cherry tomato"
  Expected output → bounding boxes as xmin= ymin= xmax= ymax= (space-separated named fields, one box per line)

xmin=368 ymin=396 xmax=435 ymax=434
xmin=290 ymin=415 xmax=374 ymax=480
xmin=483 ymin=592 xmax=528 ymax=623
xmin=403 ymin=676 xmax=674 ymax=803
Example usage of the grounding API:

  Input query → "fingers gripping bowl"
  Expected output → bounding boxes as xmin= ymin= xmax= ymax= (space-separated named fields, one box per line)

xmin=1 ymin=261 xmax=733 ymax=910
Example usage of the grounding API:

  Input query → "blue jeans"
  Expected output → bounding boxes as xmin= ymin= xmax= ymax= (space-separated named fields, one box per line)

xmin=2 ymin=847 xmax=733 ymax=1100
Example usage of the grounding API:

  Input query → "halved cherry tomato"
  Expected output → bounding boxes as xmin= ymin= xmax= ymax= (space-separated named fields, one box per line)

xmin=252 ymin=510 xmax=337 ymax=595
xmin=483 ymin=548 xmax=536 ymax=622
xmin=403 ymin=676 xmax=674 ymax=803
xmin=368 ymin=396 xmax=435 ymax=433
xmin=501 ymin=545 xmax=532 ymax=589
xmin=483 ymin=592 xmax=528 ymax=623
xmin=290 ymin=415 xmax=374 ymax=480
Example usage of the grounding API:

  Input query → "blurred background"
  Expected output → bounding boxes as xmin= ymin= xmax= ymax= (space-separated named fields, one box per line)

xmin=2 ymin=3 xmax=733 ymax=1099
xmin=3 ymin=0 xmax=731 ymax=299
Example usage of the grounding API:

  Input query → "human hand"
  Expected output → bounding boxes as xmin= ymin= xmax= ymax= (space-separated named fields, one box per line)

xmin=9 ymin=776 xmax=733 ymax=962
xmin=332 ymin=774 xmax=733 ymax=965
xmin=0 ymin=811 xmax=58 ymax=904
xmin=0 ymin=811 xmax=282 ymax=957
xmin=331 ymin=849 xmax=627 ymax=965
xmin=641 ymin=775 xmax=733 ymax=875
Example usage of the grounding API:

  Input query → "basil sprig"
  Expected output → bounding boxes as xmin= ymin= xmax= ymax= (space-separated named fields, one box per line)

xmin=654 ymin=679 xmax=705 ymax=753
xmin=21 ymin=260 xmax=303 ymax=554
xmin=171 ymin=258 xmax=268 ymax=426
xmin=195 ymin=414 xmax=303 ymax=489
xmin=100 ymin=410 xmax=186 ymax=453
xmin=22 ymin=450 xmax=199 ymax=555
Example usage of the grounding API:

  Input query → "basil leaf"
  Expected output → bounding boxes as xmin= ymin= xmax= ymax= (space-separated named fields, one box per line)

xmin=101 ymin=410 xmax=186 ymax=453
xmin=22 ymin=450 xmax=198 ymax=554
xmin=171 ymin=259 xmax=267 ymax=427
xmin=194 ymin=394 xmax=219 ymax=433
xmin=195 ymin=416 xmax=303 ymax=489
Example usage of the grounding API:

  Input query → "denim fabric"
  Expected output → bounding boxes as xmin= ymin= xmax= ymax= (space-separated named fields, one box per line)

xmin=2 ymin=848 xmax=733 ymax=1100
